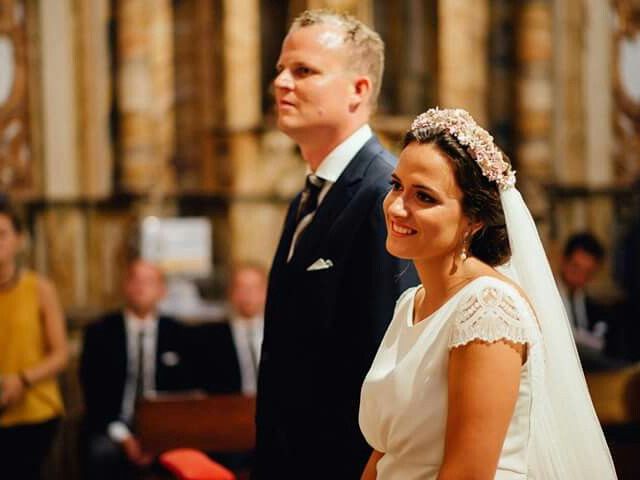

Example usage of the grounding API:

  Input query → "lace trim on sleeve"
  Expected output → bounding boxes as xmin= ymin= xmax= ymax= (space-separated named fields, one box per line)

xmin=448 ymin=285 xmax=538 ymax=350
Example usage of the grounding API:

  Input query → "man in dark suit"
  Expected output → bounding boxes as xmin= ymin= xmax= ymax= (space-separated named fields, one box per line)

xmin=558 ymin=232 xmax=624 ymax=371
xmin=197 ymin=263 xmax=267 ymax=396
xmin=254 ymin=10 xmax=418 ymax=479
xmin=80 ymin=259 xmax=201 ymax=480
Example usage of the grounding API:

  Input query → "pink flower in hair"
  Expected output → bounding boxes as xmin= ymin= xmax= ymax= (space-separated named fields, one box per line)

xmin=410 ymin=108 xmax=516 ymax=190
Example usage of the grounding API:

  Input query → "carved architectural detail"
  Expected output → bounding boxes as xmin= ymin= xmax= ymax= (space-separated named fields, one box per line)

xmin=75 ymin=0 xmax=113 ymax=198
xmin=0 ymin=0 xmax=37 ymax=196
xmin=612 ymin=0 xmax=640 ymax=179
xmin=173 ymin=0 xmax=223 ymax=192
xmin=116 ymin=0 xmax=176 ymax=195
xmin=515 ymin=0 xmax=553 ymax=217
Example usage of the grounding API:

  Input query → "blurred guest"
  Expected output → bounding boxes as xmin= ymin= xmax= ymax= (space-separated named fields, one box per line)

xmin=224 ymin=263 xmax=266 ymax=395
xmin=559 ymin=233 xmax=607 ymax=348
xmin=188 ymin=264 xmax=268 ymax=473
xmin=195 ymin=264 xmax=267 ymax=395
xmin=0 ymin=197 xmax=68 ymax=480
xmin=80 ymin=259 xmax=201 ymax=480
xmin=558 ymin=232 xmax=624 ymax=370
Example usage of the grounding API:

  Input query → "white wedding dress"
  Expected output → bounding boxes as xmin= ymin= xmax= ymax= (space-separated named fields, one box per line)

xmin=359 ymin=276 xmax=542 ymax=480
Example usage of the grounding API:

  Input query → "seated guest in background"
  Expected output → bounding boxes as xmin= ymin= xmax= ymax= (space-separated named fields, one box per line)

xmin=198 ymin=263 xmax=267 ymax=396
xmin=0 ymin=197 xmax=68 ymax=480
xmin=80 ymin=259 xmax=202 ymax=480
xmin=225 ymin=263 xmax=266 ymax=396
xmin=558 ymin=232 xmax=624 ymax=370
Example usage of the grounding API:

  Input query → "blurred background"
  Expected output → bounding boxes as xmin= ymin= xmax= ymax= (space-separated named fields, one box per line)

xmin=1 ymin=0 xmax=640 ymax=478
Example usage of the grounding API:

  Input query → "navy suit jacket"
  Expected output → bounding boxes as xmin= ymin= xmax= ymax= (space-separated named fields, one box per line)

xmin=254 ymin=136 xmax=418 ymax=478
xmin=192 ymin=321 xmax=243 ymax=394
xmin=79 ymin=311 xmax=203 ymax=436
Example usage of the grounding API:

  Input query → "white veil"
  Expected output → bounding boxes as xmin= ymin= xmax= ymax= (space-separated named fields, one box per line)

xmin=500 ymin=187 xmax=617 ymax=479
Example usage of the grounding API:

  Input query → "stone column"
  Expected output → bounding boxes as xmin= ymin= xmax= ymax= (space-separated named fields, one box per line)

xmin=223 ymin=0 xmax=261 ymax=132
xmin=516 ymin=0 xmax=553 ymax=219
xmin=584 ymin=0 xmax=613 ymax=188
xmin=39 ymin=0 xmax=80 ymax=198
xmin=116 ymin=0 xmax=175 ymax=195
xmin=552 ymin=0 xmax=585 ymax=185
xmin=438 ymin=0 xmax=490 ymax=126
xmin=76 ymin=0 xmax=113 ymax=198
xmin=489 ymin=0 xmax=516 ymax=155
xmin=550 ymin=0 xmax=586 ymax=246
xmin=221 ymin=0 xmax=272 ymax=265
xmin=583 ymin=0 xmax=614 ymax=248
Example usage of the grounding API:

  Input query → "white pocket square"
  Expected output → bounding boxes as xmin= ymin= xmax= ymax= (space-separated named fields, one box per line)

xmin=161 ymin=351 xmax=181 ymax=366
xmin=306 ymin=258 xmax=334 ymax=271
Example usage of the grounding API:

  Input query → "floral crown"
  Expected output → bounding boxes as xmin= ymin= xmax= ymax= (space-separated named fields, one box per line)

xmin=410 ymin=108 xmax=516 ymax=190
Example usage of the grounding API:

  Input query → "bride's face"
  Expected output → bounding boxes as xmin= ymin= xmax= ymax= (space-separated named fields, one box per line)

xmin=383 ymin=142 xmax=469 ymax=262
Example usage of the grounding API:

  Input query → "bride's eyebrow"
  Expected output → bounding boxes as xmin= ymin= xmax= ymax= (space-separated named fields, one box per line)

xmin=413 ymin=184 xmax=439 ymax=194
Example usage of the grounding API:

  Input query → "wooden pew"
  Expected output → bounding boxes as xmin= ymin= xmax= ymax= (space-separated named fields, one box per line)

xmin=135 ymin=393 xmax=256 ymax=479
xmin=586 ymin=365 xmax=640 ymax=479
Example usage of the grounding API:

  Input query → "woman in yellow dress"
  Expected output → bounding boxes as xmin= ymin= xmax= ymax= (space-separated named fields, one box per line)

xmin=0 ymin=197 xmax=68 ymax=480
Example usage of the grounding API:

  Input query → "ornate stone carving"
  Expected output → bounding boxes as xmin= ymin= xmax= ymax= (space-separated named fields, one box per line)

xmin=0 ymin=0 xmax=36 ymax=196
xmin=613 ymin=0 xmax=640 ymax=179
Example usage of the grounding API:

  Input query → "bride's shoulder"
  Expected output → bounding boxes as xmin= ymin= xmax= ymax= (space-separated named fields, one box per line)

xmin=458 ymin=275 xmax=535 ymax=319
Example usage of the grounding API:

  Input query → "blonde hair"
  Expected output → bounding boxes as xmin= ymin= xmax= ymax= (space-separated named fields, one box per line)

xmin=291 ymin=9 xmax=384 ymax=109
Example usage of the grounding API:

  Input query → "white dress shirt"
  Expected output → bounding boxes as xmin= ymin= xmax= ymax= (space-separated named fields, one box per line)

xmin=230 ymin=314 xmax=264 ymax=395
xmin=288 ymin=124 xmax=373 ymax=260
xmin=107 ymin=311 xmax=158 ymax=442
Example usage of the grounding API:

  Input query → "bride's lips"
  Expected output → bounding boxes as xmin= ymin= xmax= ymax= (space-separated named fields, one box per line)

xmin=278 ymin=99 xmax=296 ymax=110
xmin=389 ymin=221 xmax=417 ymax=237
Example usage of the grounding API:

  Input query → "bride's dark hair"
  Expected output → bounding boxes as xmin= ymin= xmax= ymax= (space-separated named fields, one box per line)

xmin=402 ymin=129 xmax=512 ymax=266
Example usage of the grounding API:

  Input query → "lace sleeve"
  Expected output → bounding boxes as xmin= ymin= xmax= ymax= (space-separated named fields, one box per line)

xmin=448 ymin=284 xmax=537 ymax=350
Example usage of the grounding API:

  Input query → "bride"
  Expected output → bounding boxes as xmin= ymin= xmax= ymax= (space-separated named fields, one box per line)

xmin=359 ymin=108 xmax=617 ymax=479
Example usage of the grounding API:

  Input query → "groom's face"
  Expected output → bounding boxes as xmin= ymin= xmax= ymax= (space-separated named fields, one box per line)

xmin=274 ymin=24 xmax=355 ymax=139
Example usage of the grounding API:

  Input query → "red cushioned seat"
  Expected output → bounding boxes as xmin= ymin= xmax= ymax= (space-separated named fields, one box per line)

xmin=159 ymin=448 xmax=236 ymax=480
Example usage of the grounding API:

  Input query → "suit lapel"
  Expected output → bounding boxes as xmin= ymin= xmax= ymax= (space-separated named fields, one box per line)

xmin=113 ymin=313 xmax=128 ymax=394
xmin=155 ymin=317 xmax=167 ymax=387
xmin=290 ymin=137 xmax=384 ymax=269
xmin=270 ymin=195 xmax=302 ymax=268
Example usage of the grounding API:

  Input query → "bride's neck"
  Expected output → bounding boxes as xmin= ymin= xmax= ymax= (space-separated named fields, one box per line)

xmin=413 ymin=257 xmax=487 ymax=308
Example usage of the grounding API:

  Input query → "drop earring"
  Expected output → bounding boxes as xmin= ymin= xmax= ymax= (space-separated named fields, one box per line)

xmin=460 ymin=232 xmax=469 ymax=262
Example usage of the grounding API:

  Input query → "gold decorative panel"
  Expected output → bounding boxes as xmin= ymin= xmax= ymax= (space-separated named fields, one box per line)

xmin=0 ymin=0 xmax=36 ymax=196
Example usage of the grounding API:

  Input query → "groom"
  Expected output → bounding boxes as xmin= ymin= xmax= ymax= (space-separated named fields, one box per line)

xmin=254 ymin=10 xmax=417 ymax=479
